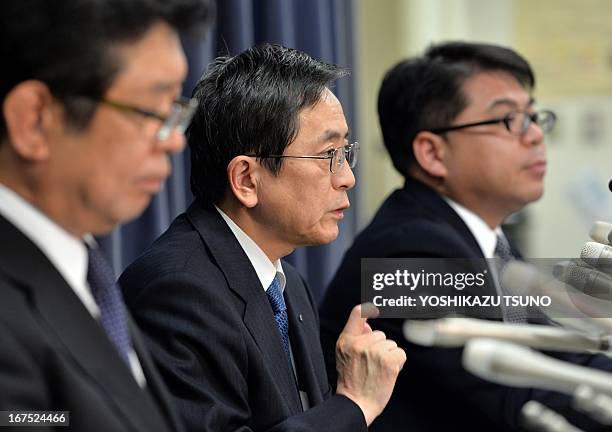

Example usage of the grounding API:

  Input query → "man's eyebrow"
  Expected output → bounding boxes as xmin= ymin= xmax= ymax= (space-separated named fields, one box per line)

xmin=318 ymin=129 xmax=350 ymax=142
xmin=149 ymin=80 xmax=184 ymax=93
xmin=488 ymin=96 xmax=535 ymax=111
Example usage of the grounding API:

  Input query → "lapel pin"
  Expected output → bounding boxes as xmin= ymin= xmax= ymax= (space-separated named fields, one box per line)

xmin=298 ymin=314 xmax=303 ymax=322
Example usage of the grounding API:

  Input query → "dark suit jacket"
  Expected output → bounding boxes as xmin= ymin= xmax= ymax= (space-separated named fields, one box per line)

xmin=119 ymin=202 xmax=367 ymax=432
xmin=0 ymin=214 xmax=183 ymax=432
xmin=319 ymin=178 xmax=612 ymax=431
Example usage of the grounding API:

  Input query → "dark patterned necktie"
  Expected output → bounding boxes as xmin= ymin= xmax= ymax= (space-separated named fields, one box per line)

xmin=266 ymin=276 xmax=291 ymax=360
xmin=494 ymin=234 xmax=514 ymax=262
xmin=86 ymin=245 xmax=132 ymax=365
xmin=495 ymin=235 xmax=528 ymax=323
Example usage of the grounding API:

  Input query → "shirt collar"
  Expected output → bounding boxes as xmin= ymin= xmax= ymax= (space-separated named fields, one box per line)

xmin=444 ymin=196 xmax=503 ymax=259
xmin=215 ymin=206 xmax=286 ymax=292
xmin=0 ymin=183 xmax=100 ymax=316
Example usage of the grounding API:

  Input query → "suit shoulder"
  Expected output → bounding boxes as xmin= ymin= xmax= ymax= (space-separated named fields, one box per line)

xmin=120 ymin=213 xmax=221 ymax=301
xmin=0 ymin=276 xmax=35 ymax=323
xmin=0 ymin=277 xmax=51 ymax=364
xmin=352 ymin=216 xmax=470 ymax=258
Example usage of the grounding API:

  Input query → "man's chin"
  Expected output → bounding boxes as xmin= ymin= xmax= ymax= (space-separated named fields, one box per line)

xmin=528 ymin=184 xmax=545 ymax=203
xmin=303 ymin=227 xmax=340 ymax=247
xmin=513 ymin=186 xmax=544 ymax=211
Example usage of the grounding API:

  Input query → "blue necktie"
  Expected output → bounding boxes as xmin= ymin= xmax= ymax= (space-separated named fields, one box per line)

xmin=266 ymin=276 xmax=291 ymax=360
xmin=87 ymin=245 xmax=132 ymax=365
xmin=495 ymin=235 xmax=528 ymax=323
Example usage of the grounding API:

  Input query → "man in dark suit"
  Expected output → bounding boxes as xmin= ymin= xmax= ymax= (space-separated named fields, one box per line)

xmin=0 ymin=1 xmax=210 ymax=430
xmin=120 ymin=43 xmax=407 ymax=432
xmin=319 ymin=41 xmax=612 ymax=431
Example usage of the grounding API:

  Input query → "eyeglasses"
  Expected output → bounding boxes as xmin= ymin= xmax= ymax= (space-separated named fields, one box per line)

xmin=99 ymin=96 xmax=199 ymax=140
xmin=252 ymin=142 xmax=359 ymax=174
xmin=429 ymin=110 xmax=557 ymax=136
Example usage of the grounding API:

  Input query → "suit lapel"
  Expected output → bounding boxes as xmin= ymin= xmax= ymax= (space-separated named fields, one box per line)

xmin=186 ymin=202 xmax=303 ymax=413
xmin=283 ymin=270 xmax=326 ymax=406
xmin=0 ymin=215 xmax=171 ymax=432
xmin=402 ymin=178 xmax=485 ymax=257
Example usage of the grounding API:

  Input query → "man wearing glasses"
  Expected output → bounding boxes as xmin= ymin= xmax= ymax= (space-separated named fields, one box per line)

xmin=0 ymin=0 xmax=209 ymax=430
xmin=120 ymin=43 xmax=406 ymax=432
xmin=319 ymin=41 xmax=612 ymax=431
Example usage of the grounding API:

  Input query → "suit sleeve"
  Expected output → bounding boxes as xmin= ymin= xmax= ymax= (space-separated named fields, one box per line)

xmin=123 ymin=270 xmax=366 ymax=432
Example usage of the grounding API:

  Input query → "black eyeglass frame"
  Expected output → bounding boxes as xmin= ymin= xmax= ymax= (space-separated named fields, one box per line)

xmin=250 ymin=141 xmax=359 ymax=174
xmin=428 ymin=110 xmax=557 ymax=136
xmin=98 ymin=96 xmax=199 ymax=140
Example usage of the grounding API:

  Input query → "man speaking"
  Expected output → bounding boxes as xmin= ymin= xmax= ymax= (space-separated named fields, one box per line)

xmin=120 ymin=43 xmax=406 ymax=432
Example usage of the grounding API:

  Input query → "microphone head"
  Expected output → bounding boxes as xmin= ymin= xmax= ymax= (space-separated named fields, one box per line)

xmin=553 ymin=261 xmax=589 ymax=290
xmin=522 ymin=400 xmax=544 ymax=418
xmin=580 ymin=241 xmax=606 ymax=260
xmin=403 ymin=320 xmax=436 ymax=346
xmin=554 ymin=260 xmax=612 ymax=301
xmin=590 ymin=221 xmax=612 ymax=245
xmin=462 ymin=338 xmax=498 ymax=378
xmin=573 ymin=384 xmax=595 ymax=403
xmin=609 ymin=179 xmax=612 ymax=192
xmin=521 ymin=401 xmax=578 ymax=432
xmin=462 ymin=338 xmax=538 ymax=388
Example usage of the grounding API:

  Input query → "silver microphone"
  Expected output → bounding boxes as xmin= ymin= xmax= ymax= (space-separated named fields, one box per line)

xmin=403 ymin=317 xmax=610 ymax=352
xmin=501 ymin=261 xmax=612 ymax=333
xmin=522 ymin=400 xmax=585 ymax=432
xmin=589 ymin=221 xmax=612 ymax=245
xmin=573 ymin=385 xmax=612 ymax=426
xmin=463 ymin=338 xmax=612 ymax=396
xmin=580 ymin=242 xmax=612 ymax=273
xmin=554 ymin=261 xmax=612 ymax=301
xmin=581 ymin=241 xmax=612 ymax=259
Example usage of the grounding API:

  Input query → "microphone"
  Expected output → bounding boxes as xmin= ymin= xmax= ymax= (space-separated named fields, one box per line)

xmin=581 ymin=241 xmax=612 ymax=260
xmin=403 ymin=317 xmax=610 ymax=352
xmin=462 ymin=338 xmax=612 ymax=396
xmin=554 ymin=261 xmax=612 ymax=301
xmin=608 ymin=179 xmax=612 ymax=193
xmin=580 ymin=242 xmax=612 ymax=273
xmin=590 ymin=221 xmax=612 ymax=245
xmin=574 ymin=385 xmax=612 ymax=426
xmin=501 ymin=261 xmax=612 ymax=332
xmin=522 ymin=400 xmax=585 ymax=432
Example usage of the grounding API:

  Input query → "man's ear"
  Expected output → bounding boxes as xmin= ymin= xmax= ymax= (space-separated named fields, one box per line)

xmin=412 ymin=131 xmax=448 ymax=179
xmin=3 ymin=80 xmax=58 ymax=161
xmin=226 ymin=155 xmax=260 ymax=208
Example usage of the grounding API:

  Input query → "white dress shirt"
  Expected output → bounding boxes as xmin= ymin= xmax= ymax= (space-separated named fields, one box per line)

xmin=0 ymin=183 xmax=146 ymax=386
xmin=444 ymin=197 xmax=505 ymax=259
xmin=444 ymin=196 xmax=515 ymax=321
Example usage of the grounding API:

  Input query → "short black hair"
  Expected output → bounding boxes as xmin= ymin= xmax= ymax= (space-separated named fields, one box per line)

xmin=0 ymin=0 xmax=211 ymax=142
xmin=187 ymin=43 xmax=348 ymax=206
xmin=378 ymin=41 xmax=535 ymax=178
